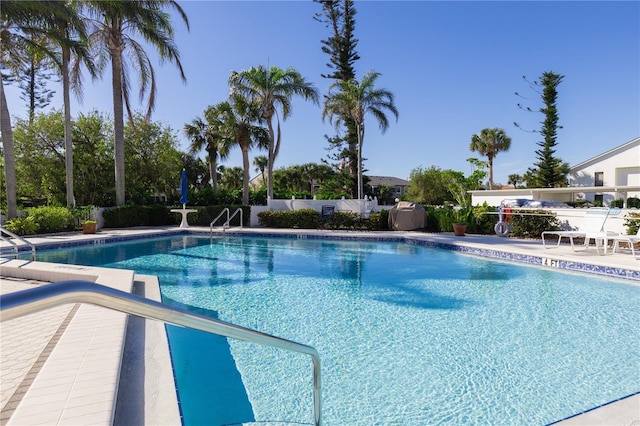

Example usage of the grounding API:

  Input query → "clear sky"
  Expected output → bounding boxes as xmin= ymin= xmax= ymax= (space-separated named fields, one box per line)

xmin=4 ymin=1 xmax=639 ymax=186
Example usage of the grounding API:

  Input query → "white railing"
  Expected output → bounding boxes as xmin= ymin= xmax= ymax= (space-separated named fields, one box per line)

xmin=0 ymin=280 xmax=322 ymax=426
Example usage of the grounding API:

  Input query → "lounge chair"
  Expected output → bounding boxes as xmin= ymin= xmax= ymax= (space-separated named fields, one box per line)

xmin=609 ymin=228 xmax=640 ymax=259
xmin=319 ymin=205 xmax=335 ymax=229
xmin=541 ymin=208 xmax=611 ymax=253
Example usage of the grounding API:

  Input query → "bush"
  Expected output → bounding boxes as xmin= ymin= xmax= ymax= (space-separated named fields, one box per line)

xmin=103 ymin=206 xmax=149 ymax=228
xmin=628 ymin=197 xmax=640 ymax=209
xmin=28 ymin=206 xmax=75 ymax=233
xmin=509 ymin=209 xmax=560 ymax=239
xmin=623 ymin=212 xmax=640 ymax=235
xmin=258 ymin=209 xmax=318 ymax=229
xmin=366 ymin=210 xmax=390 ymax=231
xmin=469 ymin=204 xmax=498 ymax=234
xmin=4 ymin=216 xmax=39 ymax=236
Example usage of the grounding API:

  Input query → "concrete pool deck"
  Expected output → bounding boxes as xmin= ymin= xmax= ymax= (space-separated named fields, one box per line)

xmin=0 ymin=226 xmax=638 ymax=425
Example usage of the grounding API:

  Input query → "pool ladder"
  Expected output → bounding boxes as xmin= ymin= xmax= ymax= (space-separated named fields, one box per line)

xmin=0 ymin=280 xmax=322 ymax=426
xmin=0 ymin=226 xmax=36 ymax=260
xmin=209 ymin=208 xmax=243 ymax=236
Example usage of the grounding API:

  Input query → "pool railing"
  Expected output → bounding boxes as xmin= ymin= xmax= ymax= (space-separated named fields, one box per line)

xmin=0 ymin=280 xmax=322 ymax=426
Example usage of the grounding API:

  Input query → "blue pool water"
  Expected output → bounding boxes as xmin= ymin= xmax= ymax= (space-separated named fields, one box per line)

xmin=31 ymin=235 xmax=640 ymax=425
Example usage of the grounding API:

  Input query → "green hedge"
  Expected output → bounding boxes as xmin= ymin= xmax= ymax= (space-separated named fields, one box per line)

xmin=4 ymin=206 xmax=75 ymax=235
xmin=256 ymin=208 xmax=390 ymax=230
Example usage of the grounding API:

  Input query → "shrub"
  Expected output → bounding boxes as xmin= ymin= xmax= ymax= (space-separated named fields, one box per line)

xmin=258 ymin=209 xmax=318 ymax=229
xmin=623 ymin=212 xmax=640 ymax=235
xmin=611 ymin=198 xmax=625 ymax=208
xmin=28 ymin=206 xmax=75 ymax=233
xmin=103 ymin=206 xmax=149 ymax=228
xmin=509 ymin=209 xmax=560 ymax=239
xmin=469 ymin=204 xmax=498 ymax=234
xmin=4 ymin=216 xmax=39 ymax=236
xmin=366 ymin=210 xmax=390 ymax=231
xmin=628 ymin=197 xmax=640 ymax=209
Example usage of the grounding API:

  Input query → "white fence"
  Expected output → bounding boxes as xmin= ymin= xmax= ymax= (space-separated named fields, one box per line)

xmin=248 ymin=198 xmax=382 ymax=227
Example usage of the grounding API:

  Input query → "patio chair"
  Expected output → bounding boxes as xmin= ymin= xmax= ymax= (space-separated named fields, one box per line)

xmin=609 ymin=228 xmax=640 ymax=259
xmin=541 ymin=208 xmax=611 ymax=253
xmin=318 ymin=205 xmax=335 ymax=229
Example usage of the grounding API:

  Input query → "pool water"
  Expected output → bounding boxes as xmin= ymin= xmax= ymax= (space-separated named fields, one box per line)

xmin=32 ymin=235 xmax=640 ymax=425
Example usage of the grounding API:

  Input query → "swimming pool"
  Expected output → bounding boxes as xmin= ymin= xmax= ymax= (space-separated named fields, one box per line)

xmin=31 ymin=235 xmax=640 ymax=425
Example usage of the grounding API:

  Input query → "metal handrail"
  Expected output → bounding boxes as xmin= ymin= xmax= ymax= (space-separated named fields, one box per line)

xmin=0 ymin=280 xmax=322 ymax=426
xmin=0 ymin=226 xmax=36 ymax=260
xmin=209 ymin=208 xmax=230 ymax=236
xmin=223 ymin=208 xmax=244 ymax=230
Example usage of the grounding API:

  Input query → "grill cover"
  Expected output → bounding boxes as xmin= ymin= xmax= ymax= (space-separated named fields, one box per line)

xmin=388 ymin=201 xmax=426 ymax=231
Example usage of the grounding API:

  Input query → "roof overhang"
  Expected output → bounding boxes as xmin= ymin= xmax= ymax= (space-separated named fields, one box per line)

xmin=469 ymin=186 xmax=640 ymax=195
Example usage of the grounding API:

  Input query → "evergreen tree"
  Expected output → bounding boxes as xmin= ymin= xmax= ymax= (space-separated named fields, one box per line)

xmin=515 ymin=71 xmax=570 ymax=188
xmin=17 ymin=48 xmax=57 ymax=125
xmin=314 ymin=0 xmax=360 ymax=196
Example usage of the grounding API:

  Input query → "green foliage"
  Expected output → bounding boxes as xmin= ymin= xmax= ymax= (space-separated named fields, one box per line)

xmin=124 ymin=113 xmax=183 ymax=204
xmin=258 ymin=209 xmax=318 ymax=229
xmin=13 ymin=112 xmax=66 ymax=206
xmin=509 ymin=209 xmax=560 ymax=239
xmin=103 ymin=206 xmax=150 ymax=228
xmin=187 ymin=187 xmax=266 ymax=206
xmin=3 ymin=216 xmax=39 ymax=236
xmin=407 ymin=166 xmax=450 ymax=205
xmin=103 ymin=205 xmax=175 ymax=228
xmin=365 ymin=210 xmax=389 ymax=231
xmin=27 ymin=206 xmax=75 ymax=233
xmin=408 ymin=162 xmax=485 ymax=207
xmin=73 ymin=111 xmax=115 ymax=206
xmin=470 ymin=203 xmax=498 ymax=234
xmin=257 ymin=208 xmax=366 ymax=230
xmin=623 ymin=212 xmax=640 ymax=235
xmin=519 ymin=71 xmax=570 ymax=188
xmin=613 ymin=197 xmax=640 ymax=208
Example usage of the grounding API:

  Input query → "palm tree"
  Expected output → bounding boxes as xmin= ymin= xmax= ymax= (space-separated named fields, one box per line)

xmin=469 ymin=128 xmax=512 ymax=190
xmin=253 ymin=155 xmax=268 ymax=188
xmin=323 ymin=70 xmax=398 ymax=200
xmin=184 ymin=111 xmax=229 ymax=192
xmin=51 ymin=3 xmax=95 ymax=208
xmin=228 ymin=65 xmax=319 ymax=199
xmin=215 ymin=95 xmax=269 ymax=205
xmin=1 ymin=0 xmax=83 ymax=218
xmin=86 ymin=0 xmax=189 ymax=205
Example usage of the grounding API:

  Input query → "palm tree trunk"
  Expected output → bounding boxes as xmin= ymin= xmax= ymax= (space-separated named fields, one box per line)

xmin=111 ymin=49 xmax=126 ymax=206
xmin=62 ymin=48 xmax=74 ymax=207
xmin=0 ymin=80 xmax=18 ymax=218
xmin=266 ymin=117 xmax=276 ymax=199
xmin=357 ymin=124 xmax=365 ymax=200
xmin=241 ymin=147 xmax=250 ymax=205
xmin=488 ymin=157 xmax=494 ymax=190
xmin=208 ymin=155 xmax=217 ymax=191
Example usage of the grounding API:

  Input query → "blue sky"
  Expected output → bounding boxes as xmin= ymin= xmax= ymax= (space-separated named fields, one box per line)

xmin=4 ymin=1 xmax=639 ymax=186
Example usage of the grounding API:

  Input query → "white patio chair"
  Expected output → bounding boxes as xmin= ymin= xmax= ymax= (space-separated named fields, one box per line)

xmin=609 ymin=228 xmax=640 ymax=259
xmin=541 ymin=208 xmax=611 ymax=253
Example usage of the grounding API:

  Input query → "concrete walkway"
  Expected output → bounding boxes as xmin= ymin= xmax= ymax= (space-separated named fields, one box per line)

xmin=0 ymin=227 xmax=638 ymax=425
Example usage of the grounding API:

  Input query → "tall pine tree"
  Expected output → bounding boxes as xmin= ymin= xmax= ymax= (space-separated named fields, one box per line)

xmin=314 ymin=0 xmax=360 ymax=196
xmin=516 ymin=71 xmax=570 ymax=188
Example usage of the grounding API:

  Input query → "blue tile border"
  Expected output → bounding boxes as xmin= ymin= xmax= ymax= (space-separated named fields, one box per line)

xmin=545 ymin=390 xmax=640 ymax=425
xmin=3 ymin=228 xmax=638 ymax=282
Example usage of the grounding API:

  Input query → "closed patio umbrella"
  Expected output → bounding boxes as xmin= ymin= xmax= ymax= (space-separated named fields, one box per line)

xmin=180 ymin=169 xmax=188 ymax=209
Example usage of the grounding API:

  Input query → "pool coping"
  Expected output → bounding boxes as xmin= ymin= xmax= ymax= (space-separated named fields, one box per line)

xmin=1 ymin=226 xmax=639 ymax=425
